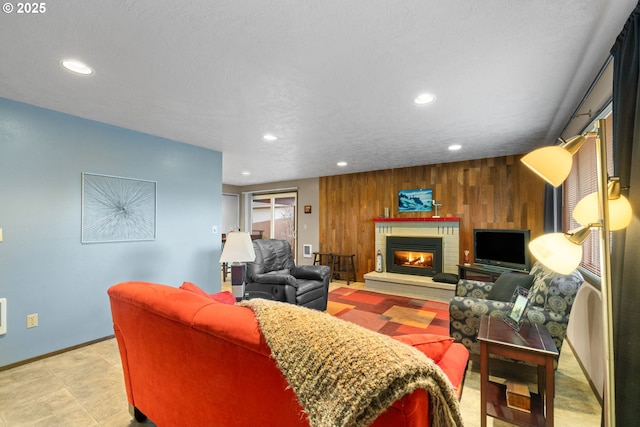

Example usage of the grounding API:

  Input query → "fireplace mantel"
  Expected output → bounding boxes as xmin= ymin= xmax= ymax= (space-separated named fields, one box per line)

xmin=373 ymin=217 xmax=460 ymax=223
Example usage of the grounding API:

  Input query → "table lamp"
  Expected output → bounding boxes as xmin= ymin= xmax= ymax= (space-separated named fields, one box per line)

xmin=219 ymin=232 xmax=256 ymax=301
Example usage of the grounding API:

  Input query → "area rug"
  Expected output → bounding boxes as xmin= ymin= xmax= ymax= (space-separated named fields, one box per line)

xmin=327 ymin=288 xmax=450 ymax=337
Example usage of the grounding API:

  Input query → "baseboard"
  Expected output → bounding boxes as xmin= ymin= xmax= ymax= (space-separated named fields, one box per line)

xmin=0 ymin=334 xmax=115 ymax=372
xmin=566 ymin=337 xmax=603 ymax=406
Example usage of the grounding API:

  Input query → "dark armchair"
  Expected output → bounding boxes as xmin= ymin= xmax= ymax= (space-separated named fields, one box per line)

xmin=245 ymin=239 xmax=331 ymax=311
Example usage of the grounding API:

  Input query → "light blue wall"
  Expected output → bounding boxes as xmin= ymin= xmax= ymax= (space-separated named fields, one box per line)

xmin=0 ymin=98 xmax=222 ymax=367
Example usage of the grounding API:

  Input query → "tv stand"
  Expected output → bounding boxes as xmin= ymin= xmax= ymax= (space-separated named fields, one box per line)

xmin=457 ymin=264 xmax=526 ymax=282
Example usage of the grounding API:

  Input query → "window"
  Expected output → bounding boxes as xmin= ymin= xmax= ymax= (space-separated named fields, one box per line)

xmin=562 ymin=108 xmax=614 ymax=276
xmin=251 ymin=192 xmax=297 ymax=255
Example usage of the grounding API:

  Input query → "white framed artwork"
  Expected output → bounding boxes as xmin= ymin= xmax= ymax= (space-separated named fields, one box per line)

xmin=82 ymin=173 xmax=157 ymax=243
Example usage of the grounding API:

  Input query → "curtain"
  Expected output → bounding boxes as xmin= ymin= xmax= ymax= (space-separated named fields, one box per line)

xmin=610 ymin=2 xmax=640 ymax=424
xmin=543 ymin=184 xmax=562 ymax=233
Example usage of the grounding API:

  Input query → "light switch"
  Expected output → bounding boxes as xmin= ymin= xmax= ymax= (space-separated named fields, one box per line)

xmin=0 ymin=298 xmax=6 ymax=335
xmin=0 ymin=228 xmax=3 ymax=242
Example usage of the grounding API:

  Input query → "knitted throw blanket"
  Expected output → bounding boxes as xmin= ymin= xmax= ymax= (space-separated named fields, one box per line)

xmin=239 ymin=299 xmax=464 ymax=427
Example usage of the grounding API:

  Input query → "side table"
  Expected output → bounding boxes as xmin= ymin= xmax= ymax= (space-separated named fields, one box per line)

xmin=477 ymin=315 xmax=558 ymax=427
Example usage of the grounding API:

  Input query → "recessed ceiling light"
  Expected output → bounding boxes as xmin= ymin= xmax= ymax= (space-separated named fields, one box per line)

xmin=448 ymin=144 xmax=462 ymax=151
xmin=241 ymin=171 xmax=251 ymax=176
xmin=414 ymin=93 xmax=436 ymax=105
xmin=337 ymin=161 xmax=347 ymax=167
xmin=61 ymin=59 xmax=94 ymax=75
xmin=263 ymin=134 xmax=278 ymax=141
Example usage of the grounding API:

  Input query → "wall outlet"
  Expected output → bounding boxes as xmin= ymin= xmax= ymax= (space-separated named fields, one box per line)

xmin=26 ymin=313 xmax=38 ymax=328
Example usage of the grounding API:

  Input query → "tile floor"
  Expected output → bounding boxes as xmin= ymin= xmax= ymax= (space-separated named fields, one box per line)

xmin=0 ymin=338 xmax=137 ymax=427
xmin=0 ymin=281 xmax=601 ymax=426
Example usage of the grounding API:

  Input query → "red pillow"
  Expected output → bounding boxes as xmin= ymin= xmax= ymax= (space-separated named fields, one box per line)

xmin=208 ymin=291 xmax=237 ymax=305
xmin=180 ymin=281 xmax=209 ymax=297
xmin=180 ymin=282 xmax=236 ymax=305
xmin=392 ymin=334 xmax=454 ymax=363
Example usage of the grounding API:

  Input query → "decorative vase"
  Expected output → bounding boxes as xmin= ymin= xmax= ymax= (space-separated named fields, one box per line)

xmin=464 ymin=250 xmax=470 ymax=265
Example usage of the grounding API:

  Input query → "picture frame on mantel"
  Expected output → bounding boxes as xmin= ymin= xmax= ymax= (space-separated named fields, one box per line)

xmin=398 ymin=188 xmax=432 ymax=213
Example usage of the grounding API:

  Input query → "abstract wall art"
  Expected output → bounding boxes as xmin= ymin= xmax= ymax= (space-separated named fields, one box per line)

xmin=82 ymin=173 xmax=157 ymax=243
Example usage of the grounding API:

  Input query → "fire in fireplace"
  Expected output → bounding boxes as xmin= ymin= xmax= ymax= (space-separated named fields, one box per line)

xmin=386 ymin=236 xmax=443 ymax=277
xmin=393 ymin=251 xmax=434 ymax=269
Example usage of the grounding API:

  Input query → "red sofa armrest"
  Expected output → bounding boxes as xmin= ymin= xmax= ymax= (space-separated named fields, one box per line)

xmin=437 ymin=342 xmax=469 ymax=400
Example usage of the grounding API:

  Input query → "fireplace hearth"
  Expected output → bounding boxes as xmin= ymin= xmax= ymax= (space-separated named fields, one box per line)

xmin=386 ymin=236 xmax=443 ymax=277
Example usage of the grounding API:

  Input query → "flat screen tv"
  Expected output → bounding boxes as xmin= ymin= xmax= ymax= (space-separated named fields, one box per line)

xmin=473 ymin=229 xmax=531 ymax=272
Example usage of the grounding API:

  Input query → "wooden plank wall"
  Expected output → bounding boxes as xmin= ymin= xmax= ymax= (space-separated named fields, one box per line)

xmin=318 ymin=155 xmax=546 ymax=281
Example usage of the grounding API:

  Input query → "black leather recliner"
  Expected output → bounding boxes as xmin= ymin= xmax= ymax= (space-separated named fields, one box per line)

xmin=245 ymin=239 xmax=331 ymax=311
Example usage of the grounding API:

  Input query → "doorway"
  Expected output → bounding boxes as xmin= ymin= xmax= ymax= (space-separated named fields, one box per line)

xmin=221 ymin=193 xmax=239 ymax=234
xmin=251 ymin=192 xmax=297 ymax=257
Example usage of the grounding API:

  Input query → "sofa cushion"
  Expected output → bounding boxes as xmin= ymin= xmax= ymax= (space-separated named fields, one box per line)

xmin=436 ymin=343 xmax=470 ymax=400
xmin=180 ymin=282 xmax=236 ymax=305
xmin=432 ymin=272 xmax=459 ymax=284
xmin=527 ymin=262 xmax=584 ymax=313
xmin=487 ymin=272 xmax=534 ymax=302
xmin=542 ymin=271 xmax=584 ymax=316
xmin=527 ymin=262 xmax=558 ymax=307
xmin=209 ymin=291 xmax=237 ymax=304
xmin=392 ymin=333 xmax=454 ymax=362
xmin=180 ymin=281 xmax=209 ymax=297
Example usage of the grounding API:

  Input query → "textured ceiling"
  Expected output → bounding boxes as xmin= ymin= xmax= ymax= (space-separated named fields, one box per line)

xmin=0 ymin=1 xmax=636 ymax=185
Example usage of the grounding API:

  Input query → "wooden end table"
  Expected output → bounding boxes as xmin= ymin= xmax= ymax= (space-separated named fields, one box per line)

xmin=477 ymin=315 xmax=559 ymax=427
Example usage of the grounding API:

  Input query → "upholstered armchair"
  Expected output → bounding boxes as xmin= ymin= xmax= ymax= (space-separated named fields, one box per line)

xmin=449 ymin=261 xmax=584 ymax=360
xmin=245 ymin=239 xmax=331 ymax=311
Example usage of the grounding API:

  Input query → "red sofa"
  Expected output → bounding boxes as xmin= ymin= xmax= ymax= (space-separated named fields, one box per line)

xmin=108 ymin=281 xmax=469 ymax=427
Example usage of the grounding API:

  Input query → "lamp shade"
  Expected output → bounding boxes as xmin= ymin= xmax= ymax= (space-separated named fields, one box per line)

xmin=520 ymin=146 xmax=573 ymax=187
xmin=572 ymin=183 xmax=633 ymax=231
xmin=528 ymin=233 xmax=582 ymax=275
xmin=219 ymin=232 xmax=256 ymax=263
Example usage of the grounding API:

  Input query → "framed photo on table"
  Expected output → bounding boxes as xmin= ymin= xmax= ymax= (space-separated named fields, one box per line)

xmin=503 ymin=286 xmax=530 ymax=331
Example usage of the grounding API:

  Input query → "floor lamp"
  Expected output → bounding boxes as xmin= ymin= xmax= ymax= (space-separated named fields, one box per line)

xmin=219 ymin=232 xmax=256 ymax=301
xmin=521 ymin=119 xmax=633 ymax=427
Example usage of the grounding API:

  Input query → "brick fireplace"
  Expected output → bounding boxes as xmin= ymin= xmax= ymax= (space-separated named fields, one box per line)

xmin=364 ymin=217 xmax=460 ymax=301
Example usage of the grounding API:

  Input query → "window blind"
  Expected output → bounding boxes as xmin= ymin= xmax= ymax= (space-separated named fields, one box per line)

xmin=562 ymin=113 xmax=614 ymax=276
